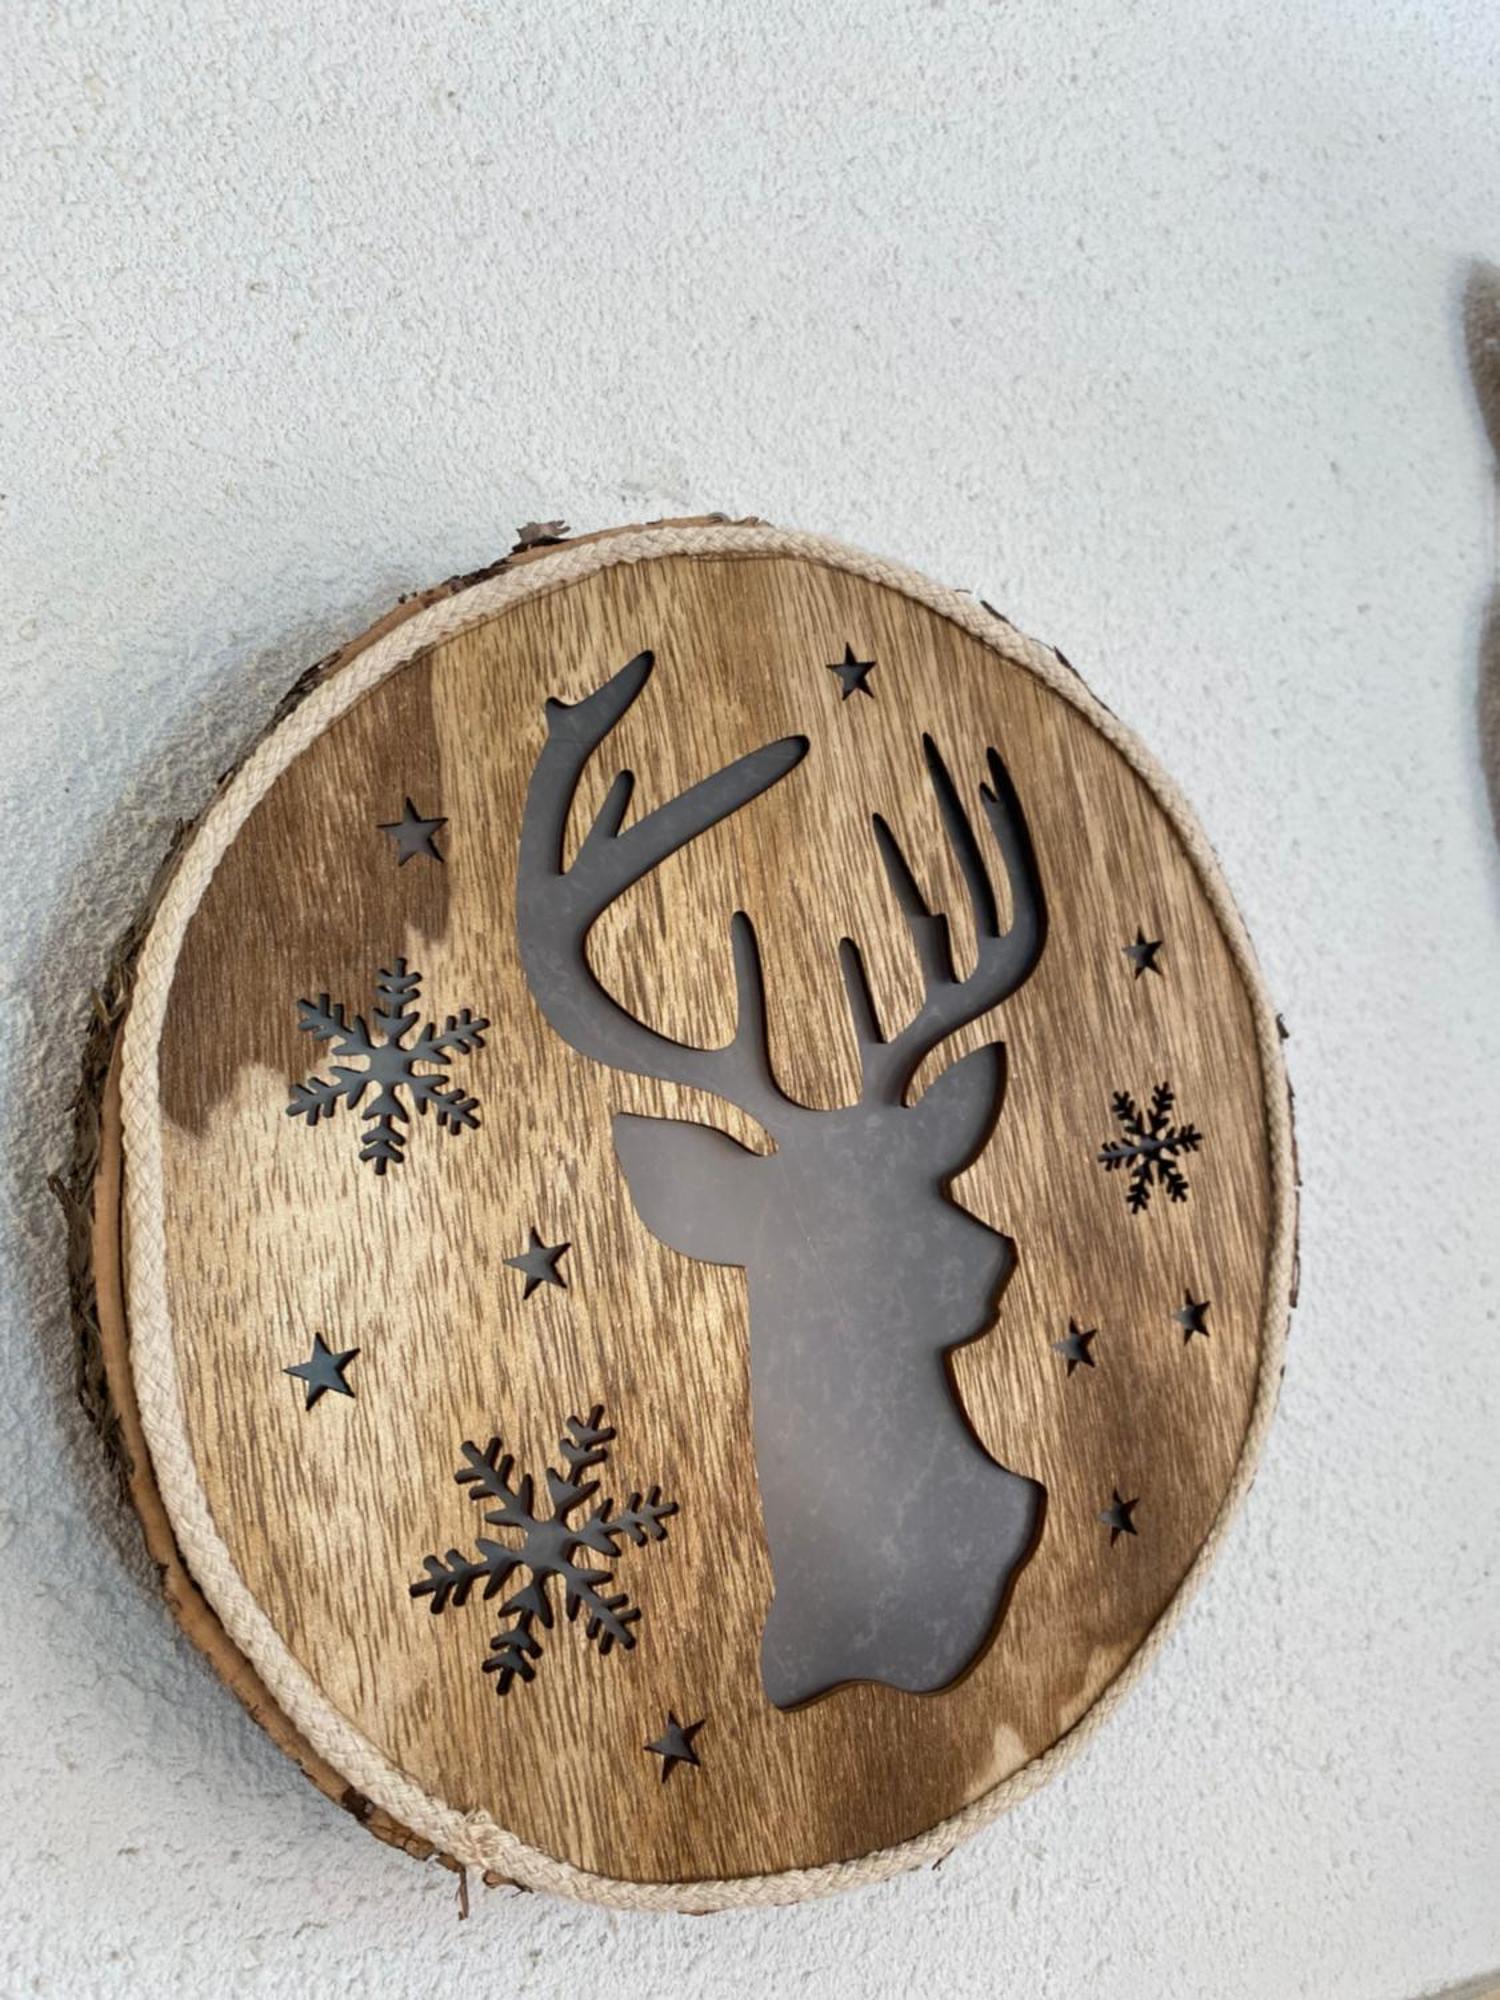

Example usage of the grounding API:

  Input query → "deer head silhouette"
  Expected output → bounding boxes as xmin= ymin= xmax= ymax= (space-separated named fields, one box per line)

xmin=517 ymin=652 xmax=1047 ymax=1707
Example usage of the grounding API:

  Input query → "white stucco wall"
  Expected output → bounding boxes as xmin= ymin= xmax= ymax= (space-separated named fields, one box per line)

xmin=3 ymin=4 xmax=1497 ymax=1995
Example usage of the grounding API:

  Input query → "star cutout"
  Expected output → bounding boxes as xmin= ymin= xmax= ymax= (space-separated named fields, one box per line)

xmin=645 ymin=1712 xmax=704 ymax=1781
xmin=1123 ymin=929 xmax=1163 ymax=978
xmin=826 ymin=644 xmax=876 ymax=700
xmin=1052 ymin=1319 xmax=1097 ymax=1375
xmin=283 ymin=1333 xmax=360 ymax=1409
xmin=1174 ymin=1291 xmax=1212 ymax=1343
xmin=1099 ymin=1489 xmax=1139 ymax=1544
xmin=504 ymin=1227 xmax=569 ymax=1299
xmin=378 ymin=797 xmax=447 ymax=865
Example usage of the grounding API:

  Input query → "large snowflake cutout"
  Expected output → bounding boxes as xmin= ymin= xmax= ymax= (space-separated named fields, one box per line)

xmin=286 ymin=958 xmax=488 ymax=1174
xmin=1097 ymin=1080 xmax=1203 ymax=1213
xmin=410 ymin=1406 xmax=677 ymax=1693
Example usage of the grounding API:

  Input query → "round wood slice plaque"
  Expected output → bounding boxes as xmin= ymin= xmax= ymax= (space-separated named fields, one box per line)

xmin=109 ymin=522 xmax=1294 ymax=1909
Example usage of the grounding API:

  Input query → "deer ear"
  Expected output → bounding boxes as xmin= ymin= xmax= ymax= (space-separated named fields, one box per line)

xmin=612 ymin=1113 xmax=764 ymax=1267
xmin=909 ymin=1041 xmax=1007 ymax=1170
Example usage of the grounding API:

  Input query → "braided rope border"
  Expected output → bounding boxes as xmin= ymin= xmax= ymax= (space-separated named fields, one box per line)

xmin=120 ymin=523 xmax=1295 ymax=1911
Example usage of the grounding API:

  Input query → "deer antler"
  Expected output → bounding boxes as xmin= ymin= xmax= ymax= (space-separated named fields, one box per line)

xmin=516 ymin=651 xmax=809 ymax=1132
xmin=517 ymin=652 xmax=1042 ymax=1127
xmin=837 ymin=733 xmax=1046 ymax=1105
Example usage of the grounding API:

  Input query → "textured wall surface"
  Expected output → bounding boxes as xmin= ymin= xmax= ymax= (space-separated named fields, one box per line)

xmin=2 ymin=4 xmax=1497 ymax=1996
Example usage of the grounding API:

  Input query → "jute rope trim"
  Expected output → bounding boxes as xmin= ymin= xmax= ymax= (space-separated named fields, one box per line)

xmin=120 ymin=524 xmax=1295 ymax=1911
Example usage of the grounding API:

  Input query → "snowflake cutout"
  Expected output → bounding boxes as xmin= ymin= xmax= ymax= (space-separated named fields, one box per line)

xmin=286 ymin=958 xmax=488 ymax=1174
xmin=1096 ymin=1080 xmax=1203 ymax=1213
xmin=410 ymin=1406 xmax=677 ymax=1693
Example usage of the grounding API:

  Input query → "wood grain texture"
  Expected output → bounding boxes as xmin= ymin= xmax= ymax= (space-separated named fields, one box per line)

xmin=135 ymin=545 xmax=1278 ymax=1884
xmin=90 ymin=1047 xmax=454 ymax=1873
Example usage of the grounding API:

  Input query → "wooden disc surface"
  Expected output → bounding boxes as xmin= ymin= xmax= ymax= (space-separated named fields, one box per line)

xmin=117 ymin=524 xmax=1292 ymax=1906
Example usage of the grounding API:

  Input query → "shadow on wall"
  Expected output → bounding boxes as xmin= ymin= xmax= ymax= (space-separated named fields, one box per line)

xmin=1463 ymin=260 xmax=1500 ymax=848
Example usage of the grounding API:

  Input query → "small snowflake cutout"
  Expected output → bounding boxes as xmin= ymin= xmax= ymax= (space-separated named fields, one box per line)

xmin=1096 ymin=1080 xmax=1203 ymax=1213
xmin=286 ymin=958 xmax=488 ymax=1174
xmin=410 ymin=1406 xmax=677 ymax=1692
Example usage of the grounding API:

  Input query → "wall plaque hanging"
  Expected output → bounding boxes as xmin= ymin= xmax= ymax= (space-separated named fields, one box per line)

xmin=79 ymin=518 xmax=1296 ymax=1911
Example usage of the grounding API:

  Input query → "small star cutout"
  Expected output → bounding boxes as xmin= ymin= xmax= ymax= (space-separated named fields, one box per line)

xmin=504 ymin=1227 xmax=569 ymax=1299
xmin=827 ymin=644 xmax=876 ymax=700
xmin=378 ymin=798 xmax=447 ymax=865
xmin=283 ymin=1333 xmax=360 ymax=1409
xmin=1099 ymin=1489 xmax=1139 ymax=1544
xmin=645 ymin=1712 xmax=704 ymax=1781
xmin=1052 ymin=1320 xmax=1097 ymax=1375
xmin=1174 ymin=1292 xmax=1212 ymax=1343
xmin=1123 ymin=930 xmax=1164 ymax=978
